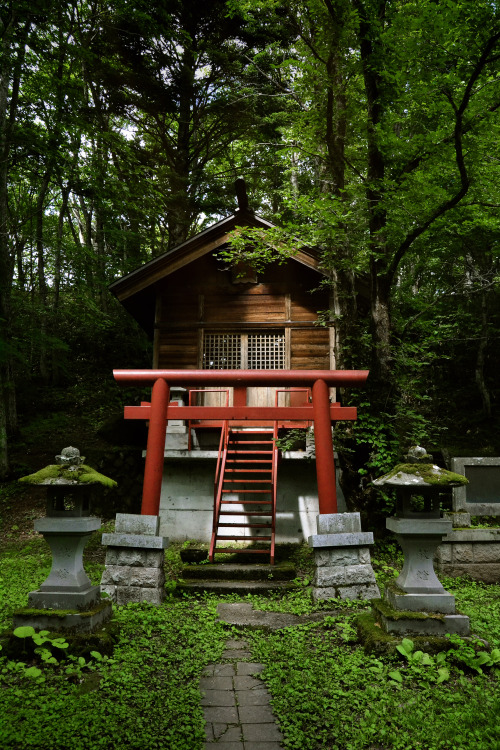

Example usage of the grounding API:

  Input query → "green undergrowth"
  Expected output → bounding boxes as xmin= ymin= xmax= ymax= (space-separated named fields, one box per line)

xmin=1 ymin=535 xmax=500 ymax=749
xmin=248 ymin=621 xmax=500 ymax=750
xmin=0 ymin=599 xmax=227 ymax=750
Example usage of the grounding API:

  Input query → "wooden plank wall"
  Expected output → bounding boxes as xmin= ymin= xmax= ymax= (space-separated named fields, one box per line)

xmin=155 ymin=254 xmax=333 ymax=371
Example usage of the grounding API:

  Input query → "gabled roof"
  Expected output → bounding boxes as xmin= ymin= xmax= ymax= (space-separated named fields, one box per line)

xmin=110 ymin=207 xmax=323 ymax=303
xmin=110 ymin=207 xmax=324 ymax=335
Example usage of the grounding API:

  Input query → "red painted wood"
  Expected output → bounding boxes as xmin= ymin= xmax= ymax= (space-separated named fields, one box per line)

xmin=233 ymin=387 xmax=247 ymax=406
xmin=123 ymin=405 xmax=357 ymax=421
xmin=141 ymin=378 xmax=169 ymax=516
xmin=312 ymin=378 xmax=337 ymax=514
xmin=114 ymin=368 xmax=369 ymax=387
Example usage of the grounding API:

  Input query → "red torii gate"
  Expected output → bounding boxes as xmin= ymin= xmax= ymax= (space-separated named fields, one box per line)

xmin=114 ymin=369 xmax=369 ymax=517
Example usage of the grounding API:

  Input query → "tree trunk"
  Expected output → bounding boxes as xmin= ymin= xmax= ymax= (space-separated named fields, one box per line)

xmin=475 ymin=290 xmax=492 ymax=418
xmin=0 ymin=15 xmax=29 ymax=476
xmin=36 ymin=168 xmax=54 ymax=384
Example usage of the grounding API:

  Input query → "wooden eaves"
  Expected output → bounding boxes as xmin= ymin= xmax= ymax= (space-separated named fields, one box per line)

xmin=109 ymin=206 xmax=325 ymax=337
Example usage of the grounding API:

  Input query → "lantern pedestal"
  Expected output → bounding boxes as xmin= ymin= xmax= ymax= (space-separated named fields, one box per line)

xmin=385 ymin=516 xmax=456 ymax=614
xmin=29 ymin=516 xmax=101 ymax=610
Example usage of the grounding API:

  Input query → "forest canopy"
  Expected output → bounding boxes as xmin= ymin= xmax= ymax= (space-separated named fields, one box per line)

xmin=1 ymin=0 xmax=499 ymax=514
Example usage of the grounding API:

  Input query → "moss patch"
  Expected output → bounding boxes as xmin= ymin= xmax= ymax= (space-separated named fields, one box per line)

xmin=356 ymin=611 xmax=475 ymax=655
xmin=381 ymin=463 xmax=468 ymax=486
xmin=373 ymin=598 xmax=445 ymax=622
xmin=1 ymin=619 xmax=119 ymax=659
xmin=19 ymin=464 xmax=117 ymax=488
xmin=13 ymin=599 xmax=111 ymax=619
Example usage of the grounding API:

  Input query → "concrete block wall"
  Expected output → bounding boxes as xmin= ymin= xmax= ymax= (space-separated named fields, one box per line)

xmin=435 ymin=528 xmax=500 ymax=583
xmin=158 ymin=455 xmax=346 ymax=543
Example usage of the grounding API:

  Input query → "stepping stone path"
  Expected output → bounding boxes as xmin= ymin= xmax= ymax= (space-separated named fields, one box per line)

xmin=201 ymin=638 xmax=283 ymax=749
xmin=201 ymin=601 xmax=364 ymax=748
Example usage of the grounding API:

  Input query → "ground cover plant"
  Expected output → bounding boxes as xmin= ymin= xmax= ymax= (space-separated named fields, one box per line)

xmin=0 ymin=530 xmax=499 ymax=750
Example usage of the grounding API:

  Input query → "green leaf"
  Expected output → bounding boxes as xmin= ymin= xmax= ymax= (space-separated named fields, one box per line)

xmin=13 ymin=626 xmax=35 ymax=639
xmin=436 ymin=667 xmax=450 ymax=684
xmin=388 ymin=670 xmax=403 ymax=683
xmin=396 ymin=638 xmax=414 ymax=657
xmin=489 ymin=648 xmax=500 ymax=664
xmin=23 ymin=666 xmax=43 ymax=678
xmin=51 ymin=638 xmax=69 ymax=649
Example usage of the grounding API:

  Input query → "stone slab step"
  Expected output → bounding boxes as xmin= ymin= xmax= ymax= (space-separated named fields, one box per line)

xmin=178 ymin=579 xmax=296 ymax=596
xmin=182 ymin=563 xmax=296 ymax=581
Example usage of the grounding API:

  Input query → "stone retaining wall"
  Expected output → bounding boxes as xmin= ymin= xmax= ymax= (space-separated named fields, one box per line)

xmin=435 ymin=528 xmax=500 ymax=583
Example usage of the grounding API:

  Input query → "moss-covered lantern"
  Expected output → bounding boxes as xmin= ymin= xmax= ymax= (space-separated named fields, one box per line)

xmin=18 ymin=447 xmax=116 ymax=612
xmin=372 ymin=446 xmax=470 ymax=637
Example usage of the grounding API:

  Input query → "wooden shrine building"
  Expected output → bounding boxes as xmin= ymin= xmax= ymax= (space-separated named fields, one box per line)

xmin=110 ymin=182 xmax=352 ymax=552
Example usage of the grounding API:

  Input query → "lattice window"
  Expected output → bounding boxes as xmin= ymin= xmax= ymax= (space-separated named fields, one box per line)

xmin=203 ymin=332 xmax=285 ymax=369
xmin=203 ymin=334 xmax=241 ymax=369
xmin=247 ymin=333 xmax=285 ymax=369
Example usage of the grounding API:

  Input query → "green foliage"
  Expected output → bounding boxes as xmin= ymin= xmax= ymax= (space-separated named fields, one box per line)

xmin=250 ymin=620 xmax=500 ymax=750
xmin=1 ymin=600 xmax=227 ymax=749
xmin=274 ymin=428 xmax=308 ymax=453
xmin=1 ymin=535 xmax=500 ymax=749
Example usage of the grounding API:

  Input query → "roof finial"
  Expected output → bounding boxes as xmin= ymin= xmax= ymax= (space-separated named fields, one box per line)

xmin=235 ymin=177 xmax=249 ymax=212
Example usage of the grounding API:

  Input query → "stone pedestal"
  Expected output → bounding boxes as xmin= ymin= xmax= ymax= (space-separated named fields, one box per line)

xmin=100 ymin=514 xmax=169 ymax=605
xmin=308 ymin=513 xmax=380 ymax=601
xmin=29 ymin=516 xmax=101 ymax=610
xmin=386 ymin=516 xmax=456 ymax=613
xmin=377 ymin=515 xmax=470 ymax=637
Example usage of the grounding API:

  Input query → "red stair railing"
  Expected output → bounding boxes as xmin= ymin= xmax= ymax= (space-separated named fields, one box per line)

xmin=210 ymin=419 xmax=230 ymax=561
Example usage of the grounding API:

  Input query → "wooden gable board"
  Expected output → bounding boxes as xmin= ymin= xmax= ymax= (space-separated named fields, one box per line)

xmin=109 ymin=210 xmax=324 ymax=336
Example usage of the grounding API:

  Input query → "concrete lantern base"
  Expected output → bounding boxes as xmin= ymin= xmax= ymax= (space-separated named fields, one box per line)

xmin=371 ymin=598 xmax=470 ymax=637
xmin=100 ymin=513 xmax=169 ymax=605
xmin=13 ymin=600 xmax=113 ymax=634
xmin=308 ymin=513 xmax=380 ymax=601
xmin=28 ymin=516 xmax=102 ymax=611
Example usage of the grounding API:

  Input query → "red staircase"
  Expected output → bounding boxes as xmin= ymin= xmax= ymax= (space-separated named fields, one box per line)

xmin=209 ymin=424 xmax=278 ymax=564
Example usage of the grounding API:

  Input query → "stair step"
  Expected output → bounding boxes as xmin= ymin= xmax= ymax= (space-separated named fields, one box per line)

xmin=177 ymin=580 xmax=295 ymax=596
xmin=182 ymin=563 xmax=297 ymax=581
xmin=221 ymin=500 xmax=272 ymax=505
xmin=224 ymin=479 xmax=272 ymax=484
xmin=216 ymin=535 xmax=272 ymax=541
xmin=226 ymin=460 xmax=272 ymax=464
xmin=229 ymin=440 xmax=274 ymax=444
xmin=218 ymin=523 xmax=272 ymax=528
xmin=219 ymin=511 xmax=272 ymax=516
xmin=229 ymin=429 xmax=274 ymax=432
xmin=222 ymin=489 xmax=271 ymax=494
xmin=214 ymin=548 xmax=271 ymax=554
xmin=227 ymin=451 xmax=273 ymax=455
xmin=224 ymin=468 xmax=273 ymax=473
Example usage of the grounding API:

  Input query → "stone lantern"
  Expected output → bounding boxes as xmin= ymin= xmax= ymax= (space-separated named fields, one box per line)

xmin=372 ymin=446 xmax=470 ymax=637
xmin=15 ymin=447 xmax=116 ymax=632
